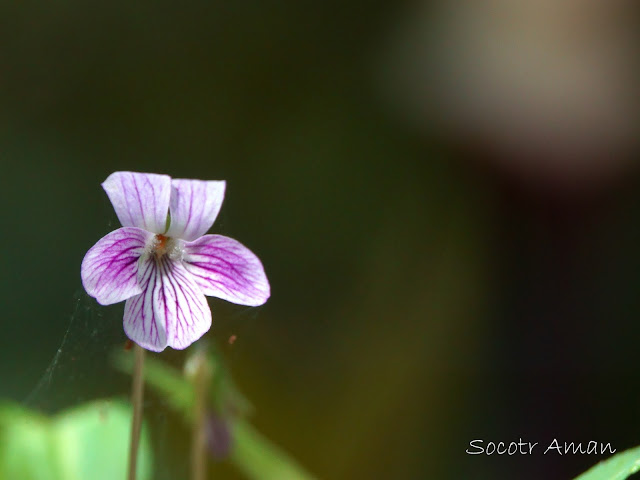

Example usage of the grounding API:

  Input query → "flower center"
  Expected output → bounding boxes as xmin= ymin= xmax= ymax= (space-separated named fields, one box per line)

xmin=153 ymin=234 xmax=169 ymax=255
xmin=151 ymin=234 xmax=183 ymax=260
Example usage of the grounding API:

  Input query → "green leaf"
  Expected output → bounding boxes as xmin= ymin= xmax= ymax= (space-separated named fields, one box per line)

xmin=53 ymin=400 xmax=153 ymax=480
xmin=574 ymin=445 xmax=640 ymax=480
xmin=0 ymin=400 xmax=153 ymax=480
xmin=0 ymin=404 xmax=56 ymax=480
xmin=231 ymin=419 xmax=319 ymax=480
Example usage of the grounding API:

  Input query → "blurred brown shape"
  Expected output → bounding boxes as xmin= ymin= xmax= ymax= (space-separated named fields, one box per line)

xmin=383 ymin=0 xmax=640 ymax=190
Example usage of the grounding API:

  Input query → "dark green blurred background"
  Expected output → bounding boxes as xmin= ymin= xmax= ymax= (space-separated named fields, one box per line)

xmin=2 ymin=2 xmax=640 ymax=479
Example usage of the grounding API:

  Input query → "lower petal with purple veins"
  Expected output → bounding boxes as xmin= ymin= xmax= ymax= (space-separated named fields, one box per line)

xmin=182 ymin=235 xmax=270 ymax=307
xmin=81 ymin=227 xmax=152 ymax=306
xmin=123 ymin=254 xmax=212 ymax=352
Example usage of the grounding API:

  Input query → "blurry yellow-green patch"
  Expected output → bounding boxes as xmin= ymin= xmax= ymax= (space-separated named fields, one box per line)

xmin=0 ymin=400 xmax=152 ymax=480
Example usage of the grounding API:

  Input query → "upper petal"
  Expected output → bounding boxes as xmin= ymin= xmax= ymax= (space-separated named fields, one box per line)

xmin=182 ymin=235 xmax=270 ymax=307
xmin=166 ymin=179 xmax=226 ymax=241
xmin=102 ymin=172 xmax=172 ymax=233
xmin=81 ymin=227 xmax=152 ymax=305
xmin=123 ymin=254 xmax=212 ymax=352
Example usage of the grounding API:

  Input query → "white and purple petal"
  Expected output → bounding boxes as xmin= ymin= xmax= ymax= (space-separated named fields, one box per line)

xmin=102 ymin=172 xmax=171 ymax=233
xmin=123 ymin=254 xmax=212 ymax=352
xmin=166 ymin=179 xmax=226 ymax=241
xmin=81 ymin=227 xmax=152 ymax=305
xmin=182 ymin=234 xmax=270 ymax=307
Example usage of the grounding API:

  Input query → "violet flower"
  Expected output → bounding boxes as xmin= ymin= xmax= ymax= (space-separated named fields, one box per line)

xmin=81 ymin=172 xmax=269 ymax=352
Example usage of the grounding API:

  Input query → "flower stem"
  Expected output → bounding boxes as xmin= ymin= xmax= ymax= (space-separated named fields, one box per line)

xmin=128 ymin=343 xmax=146 ymax=480
xmin=191 ymin=351 xmax=209 ymax=480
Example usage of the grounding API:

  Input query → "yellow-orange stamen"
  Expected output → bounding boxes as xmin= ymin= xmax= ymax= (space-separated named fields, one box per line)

xmin=154 ymin=234 xmax=168 ymax=256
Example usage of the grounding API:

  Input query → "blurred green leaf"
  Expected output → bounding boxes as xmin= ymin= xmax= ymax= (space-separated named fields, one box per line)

xmin=113 ymin=350 xmax=195 ymax=420
xmin=574 ymin=445 xmax=640 ymax=480
xmin=114 ymin=350 xmax=318 ymax=480
xmin=231 ymin=419 xmax=317 ymax=480
xmin=207 ymin=344 xmax=253 ymax=418
xmin=0 ymin=404 xmax=55 ymax=480
xmin=53 ymin=400 xmax=152 ymax=480
xmin=0 ymin=400 xmax=152 ymax=480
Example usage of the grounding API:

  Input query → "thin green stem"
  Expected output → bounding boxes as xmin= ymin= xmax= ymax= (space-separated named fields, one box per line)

xmin=127 ymin=344 xmax=146 ymax=480
xmin=191 ymin=351 xmax=209 ymax=480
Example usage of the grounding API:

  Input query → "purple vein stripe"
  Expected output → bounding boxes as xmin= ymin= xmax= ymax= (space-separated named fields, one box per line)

xmin=167 ymin=179 xmax=226 ymax=241
xmin=102 ymin=172 xmax=171 ymax=233
xmin=81 ymin=227 xmax=151 ymax=305
xmin=123 ymin=253 xmax=212 ymax=352
xmin=183 ymin=234 xmax=270 ymax=307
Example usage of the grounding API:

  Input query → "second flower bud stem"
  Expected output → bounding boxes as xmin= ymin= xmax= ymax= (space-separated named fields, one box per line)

xmin=191 ymin=350 xmax=210 ymax=480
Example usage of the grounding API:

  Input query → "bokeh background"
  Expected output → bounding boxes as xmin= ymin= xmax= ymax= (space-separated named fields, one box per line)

xmin=2 ymin=1 xmax=640 ymax=479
